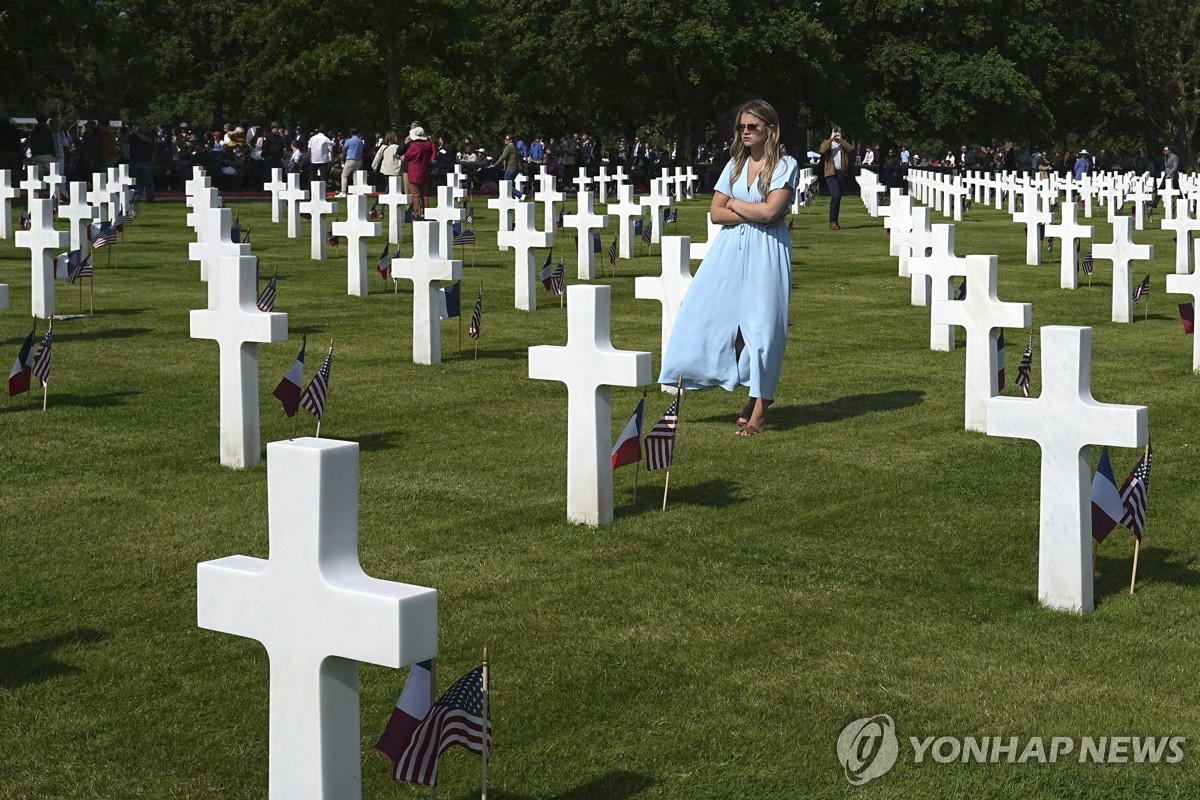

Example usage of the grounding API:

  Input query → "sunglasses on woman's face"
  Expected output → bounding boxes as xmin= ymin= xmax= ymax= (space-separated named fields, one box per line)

xmin=736 ymin=123 xmax=763 ymax=133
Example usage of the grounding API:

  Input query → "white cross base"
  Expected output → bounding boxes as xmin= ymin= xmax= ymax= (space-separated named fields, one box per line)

xmin=197 ymin=438 xmax=438 ymax=800
xmin=635 ymin=236 xmax=694 ymax=389
xmin=529 ymin=285 xmax=652 ymax=526
xmin=931 ymin=255 xmax=1032 ymax=431
xmin=391 ymin=222 xmax=462 ymax=364
xmin=189 ymin=254 xmax=289 ymax=468
xmin=987 ymin=326 xmax=1148 ymax=613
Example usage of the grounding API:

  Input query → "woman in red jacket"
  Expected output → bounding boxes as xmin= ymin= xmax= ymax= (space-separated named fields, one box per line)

xmin=404 ymin=126 xmax=435 ymax=219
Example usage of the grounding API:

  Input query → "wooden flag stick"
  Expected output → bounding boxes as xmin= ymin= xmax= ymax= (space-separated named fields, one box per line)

xmin=428 ymin=655 xmax=438 ymax=800
xmin=1130 ymin=538 xmax=1141 ymax=594
xmin=481 ymin=646 xmax=489 ymax=800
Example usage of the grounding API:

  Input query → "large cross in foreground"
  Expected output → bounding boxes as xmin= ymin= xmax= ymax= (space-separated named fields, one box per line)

xmin=198 ymin=438 xmax=438 ymax=799
xmin=988 ymin=326 xmax=1147 ymax=613
xmin=529 ymin=285 xmax=652 ymax=525
xmin=15 ymin=198 xmax=68 ymax=319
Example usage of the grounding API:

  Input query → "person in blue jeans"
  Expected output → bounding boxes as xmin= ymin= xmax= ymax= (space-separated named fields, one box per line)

xmin=819 ymin=126 xmax=854 ymax=230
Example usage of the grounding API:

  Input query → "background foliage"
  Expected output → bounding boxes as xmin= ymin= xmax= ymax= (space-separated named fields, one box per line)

xmin=1 ymin=0 xmax=1197 ymax=161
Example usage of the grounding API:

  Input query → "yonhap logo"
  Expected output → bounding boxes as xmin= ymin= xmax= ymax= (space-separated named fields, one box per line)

xmin=837 ymin=714 xmax=899 ymax=785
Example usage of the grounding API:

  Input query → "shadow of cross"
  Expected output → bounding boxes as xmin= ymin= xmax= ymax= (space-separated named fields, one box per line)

xmin=0 ymin=628 xmax=109 ymax=690
xmin=198 ymin=439 xmax=437 ymax=800
xmin=988 ymin=326 xmax=1148 ymax=614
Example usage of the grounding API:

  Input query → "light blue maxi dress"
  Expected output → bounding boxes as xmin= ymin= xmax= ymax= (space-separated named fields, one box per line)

xmin=658 ymin=156 xmax=798 ymax=399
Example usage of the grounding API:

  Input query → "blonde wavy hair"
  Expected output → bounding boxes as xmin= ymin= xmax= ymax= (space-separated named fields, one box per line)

xmin=728 ymin=99 xmax=783 ymax=199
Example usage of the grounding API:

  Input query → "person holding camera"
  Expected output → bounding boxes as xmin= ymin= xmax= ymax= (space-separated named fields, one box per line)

xmin=819 ymin=126 xmax=854 ymax=230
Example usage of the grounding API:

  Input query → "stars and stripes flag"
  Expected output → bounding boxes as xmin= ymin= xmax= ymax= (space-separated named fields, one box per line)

xmin=272 ymin=336 xmax=306 ymax=417
xmin=551 ymin=256 xmax=565 ymax=295
xmin=230 ymin=214 xmax=241 ymax=243
xmin=90 ymin=221 xmax=117 ymax=248
xmin=114 ymin=207 xmax=132 ymax=232
xmin=1120 ymin=445 xmax=1153 ymax=541
xmin=1133 ymin=274 xmax=1150 ymax=303
xmin=66 ymin=250 xmax=92 ymax=284
xmin=31 ymin=328 xmax=52 ymax=387
xmin=556 ymin=209 xmax=564 ymax=229
xmin=996 ymin=329 xmax=1005 ymax=392
xmin=1082 ymin=249 xmax=1093 ymax=276
xmin=466 ymin=205 xmax=475 ymax=224
xmin=611 ymin=395 xmax=645 ymax=470
xmin=641 ymin=218 xmax=653 ymax=244
xmin=666 ymin=207 xmax=677 ymax=225
xmin=468 ymin=283 xmax=482 ymax=340
xmin=644 ymin=386 xmax=680 ymax=471
xmin=608 ymin=236 xmax=618 ymax=266
xmin=241 ymin=228 xmax=251 ymax=244
xmin=299 ymin=342 xmax=333 ymax=421
xmin=377 ymin=241 xmax=392 ymax=282
xmin=386 ymin=664 xmax=492 ymax=786
xmin=1016 ymin=333 xmax=1033 ymax=397
xmin=1090 ymin=446 xmax=1123 ymax=543
xmin=18 ymin=209 xmax=31 ymax=230
xmin=257 ymin=269 xmax=278 ymax=312
xmin=8 ymin=327 xmax=36 ymax=396
xmin=452 ymin=227 xmax=476 ymax=246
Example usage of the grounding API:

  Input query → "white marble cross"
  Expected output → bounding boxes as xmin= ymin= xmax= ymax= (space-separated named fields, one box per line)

xmin=572 ymin=172 xmax=593 ymax=194
xmin=1127 ymin=181 xmax=1154 ymax=230
xmin=635 ymin=236 xmax=694 ymax=380
xmin=190 ymin=206 xmax=250 ymax=285
xmin=688 ymin=214 xmax=725 ymax=262
xmin=390 ymin=222 xmax=462 ymax=365
xmin=20 ymin=165 xmax=45 ymax=202
xmin=1161 ymin=203 xmax=1200 ymax=274
xmin=423 ymin=185 xmax=465 ymax=260
xmin=281 ymin=174 xmax=310 ymax=239
xmin=639 ymin=179 xmax=672 ymax=244
xmin=1166 ymin=247 xmax=1200 ymax=371
xmin=500 ymin=202 xmax=552 ymax=311
xmin=331 ymin=194 xmax=382 ymax=297
xmin=1092 ymin=216 xmax=1153 ymax=323
xmin=987 ymin=326 xmax=1148 ymax=614
xmin=15 ymin=198 xmax=68 ymax=319
xmin=607 ymin=184 xmax=642 ymax=260
xmin=595 ymin=166 xmax=611 ymax=204
xmin=931 ymin=255 xmax=1032 ymax=432
xmin=87 ymin=172 xmax=113 ymax=223
xmin=1012 ymin=185 xmax=1052 ymax=266
xmin=44 ymin=164 xmax=65 ymax=204
xmin=190 ymin=253 xmax=288 ymax=468
xmin=908 ymin=224 xmax=969 ymax=351
xmin=299 ymin=183 xmax=337 ymax=260
xmin=536 ymin=172 xmax=564 ymax=234
xmin=0 ymin=170 xmax=17 ymax=239
xmin=562 ymin=190 xmax=608 ymax=280
xmin=264 ymin=168 xmax=287 ymax=224
xmin=1044 ymin=202 xmax=1094 ymax=289
xmin=197 ymin=437 xmax=438 ymax=800
xmin=348 ymin=169 xmax=374 ymax=199
xmin=883 ymin=192 xmax=915 ymax=276
xmin=488 ymin=182 xmax=522 ymax=242
xmin=895 ymin=206 xmax=934 ymax=303
xmin=60 ymin=181 xmax=97 ymax=252
xmin=379 ymin=176 xmax=409 ymax=246
xmin=528 ymin=285 xmax=652 ymax=526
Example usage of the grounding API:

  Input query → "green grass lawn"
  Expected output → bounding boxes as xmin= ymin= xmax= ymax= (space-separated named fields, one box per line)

xmin=1 ymin=186 xmax=1198 ymax=799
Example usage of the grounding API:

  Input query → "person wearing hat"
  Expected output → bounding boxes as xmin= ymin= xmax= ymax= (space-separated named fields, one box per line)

xmin=403 ymin=126 xmax=434 ymax=219
xmin=1073 ymin=149 xmax=1090 ymax=181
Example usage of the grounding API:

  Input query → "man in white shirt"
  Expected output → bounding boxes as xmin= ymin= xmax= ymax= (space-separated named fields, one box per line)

xmin=308 ymin=128 xmax=333 ymax=188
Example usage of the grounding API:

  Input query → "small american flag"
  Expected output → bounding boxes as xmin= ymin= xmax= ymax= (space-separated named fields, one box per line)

xmin=31 ymin=328 xmax=52 ymax=387
xmin=18 ymin=209 xmax=31 ymax=230
xmin=1015 ymin=333 xmax=1033 ymax=397
xmin=230 ymin=214 xmax=240 ymax=243
xmin=996 ymin=329 xmax=1005 ymax=392
xmin=466 ymin=205 xmax=475 ymax=224
xmin=67 ymin=251 xmax=93 ymax=284
xmin=608 ymin=236 xmax=618 ymax=265
xmin=666 ymin=207 xmax=677 ymax=225
xmin=299 ymin=342 xmax=333 ymax=421
xmin=453 ymin=228 xmax=476 ymax=246
xmin=1120 ymin=445 xmax=1153 ymax=541
xmin=369 ymin=201 xmax=380 ymax=220
xmin=327 ymin=229 xmax=339 ymax=248
xmin=257 ymin=270 xmax=278 ymax=312
xmin=242 ymin=228 xmax=251 ymax=244
xmin=1133 ymin=273 xmax=1150 ymax=303
xmin=641 ymin=218 xmax=653 ymax=244
xmin=1082 ymin=249 xmax=1093 ymax=276
xmin=551 ymin=256 xmax=565 ymax=296
xmin=644 ymin=388 xmax=680 ymax=471
xmin=391 ymin=664 xmax=492 ymax=786
xmin=468 ymin=284 xmax=482 ymax=340
xmin=91 ymin=221 xmax=117 ymax=248
xmin=556 ymin=209 xmax=564 ymax=229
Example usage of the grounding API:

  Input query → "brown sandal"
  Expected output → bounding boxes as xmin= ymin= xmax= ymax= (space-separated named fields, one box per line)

xmin=736 ymin=398 xmax=756 ymax=427
xmin=735 ymin=424 xmax=762 ymax=437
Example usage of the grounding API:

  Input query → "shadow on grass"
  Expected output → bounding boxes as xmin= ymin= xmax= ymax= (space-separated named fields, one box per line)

xmin=0 ymin=628 xmax=110 ymax=689
xmin=463 ymin=770 xmax=658 ymax=800
xmin=55 ymin=327 xmax=152 ymax=343
xmin=695 ymin=390 xmax=924 ymax=430
xmin=0 ymin=390 xmax=139 ymax=413
xmin=1095 ymin=546 xmax=1200 ymax=604
xmin=357 ymin=429 xmax=405 ymax=452
xmin=288 ymin=325 xmax=328 ymax=336
xmin=618 ymin=478 xmax=743 ymax=518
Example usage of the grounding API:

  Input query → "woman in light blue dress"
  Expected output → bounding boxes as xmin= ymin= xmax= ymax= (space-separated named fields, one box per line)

xmin=657 ymin=99 xmax=798 ymax=436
